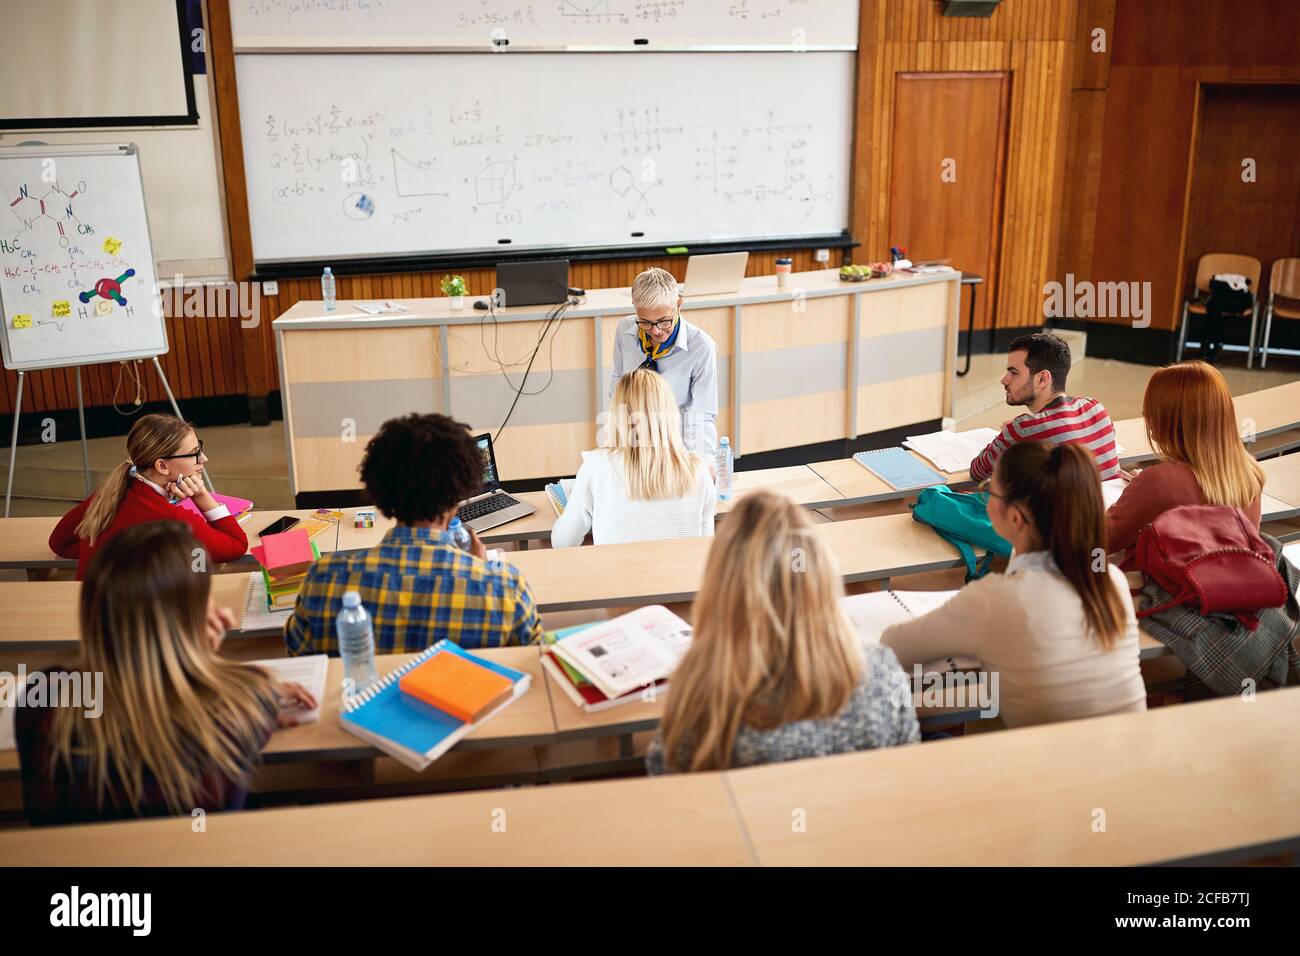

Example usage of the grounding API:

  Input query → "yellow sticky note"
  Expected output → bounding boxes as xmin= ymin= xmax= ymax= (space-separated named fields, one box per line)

xmin=95 ymin=298 xmax=113 ymax=316
xmin=102 ymin=236 xmax=122 ymax=256
xmin=52 ymin=300 xmax=71 ymax=318
xmin=11 ymin=313 xmax=32 ymax=329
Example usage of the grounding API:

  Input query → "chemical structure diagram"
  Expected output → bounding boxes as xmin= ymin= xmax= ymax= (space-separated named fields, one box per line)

xmin=3 ymin=177 xmax=137 ymax=333
xmin=609 ymin=164 xmax=658 ymax=219
xmin=7 ymin=180 xmax=86 ymax=248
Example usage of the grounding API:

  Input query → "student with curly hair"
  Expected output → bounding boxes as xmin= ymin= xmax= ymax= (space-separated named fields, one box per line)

xmin=283 ymin=413 xmax=544 ymax=655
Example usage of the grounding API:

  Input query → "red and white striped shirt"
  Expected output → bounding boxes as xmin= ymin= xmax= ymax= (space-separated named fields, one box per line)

xmin=968 ymin=395 xmax=1120 ymax=482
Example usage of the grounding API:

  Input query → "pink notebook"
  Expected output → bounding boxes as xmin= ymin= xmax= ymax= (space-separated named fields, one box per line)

xmin=178 ymin=491 xmax=252 ymax=519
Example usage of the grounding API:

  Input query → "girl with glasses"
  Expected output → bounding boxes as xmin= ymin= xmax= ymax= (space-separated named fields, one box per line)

xmin=49 ymin=413 xmax=248 ymax=580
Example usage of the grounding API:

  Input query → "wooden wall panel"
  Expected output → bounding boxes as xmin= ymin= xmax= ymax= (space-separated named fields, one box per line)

xmin=1080 ymin=0 xmax=1300 ymax=331
xmin=853 ymin=0 xmax=1078 ymax=334
xmin=1182 ymin=86 xmax=1300 ymax=304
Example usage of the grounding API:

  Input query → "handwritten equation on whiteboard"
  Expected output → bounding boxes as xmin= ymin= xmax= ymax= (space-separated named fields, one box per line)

xmin=232 ymin=0 xmax=858 ymax=46
xmin=237 ymin=51 xmax=851 ymax=261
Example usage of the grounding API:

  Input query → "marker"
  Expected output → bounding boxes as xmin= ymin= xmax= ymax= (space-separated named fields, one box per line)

xmin=630 ymin=231 xmax=644 ymax=237
xmin=665 ymin=246 xmax=688 ymax=255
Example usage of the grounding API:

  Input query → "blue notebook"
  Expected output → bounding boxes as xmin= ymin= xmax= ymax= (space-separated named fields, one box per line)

xmin=853 ymin=447 xmax=946 ymax=491
xmin=340 ymin=640 xmax=531 ymax=771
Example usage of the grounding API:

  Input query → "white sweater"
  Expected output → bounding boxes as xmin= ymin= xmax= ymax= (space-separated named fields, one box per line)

xmin=550 ymin=449 xmax=716 ymax=548
xmin=880 ymin=551 xmax=1147 ymax=728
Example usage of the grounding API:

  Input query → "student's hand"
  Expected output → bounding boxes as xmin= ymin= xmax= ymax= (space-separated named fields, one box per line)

xmin=1120 ymin=468 xmax=1142 ymax=482
xmin=274 ymin=681 xmax=318 ymax=727
xmin=467 ymin=527 xmax=488 ymax=561
xmin=167 ymin=473 xmax=213 ymax=508
xmin=205 ymin=604 xmax=237 ymax=650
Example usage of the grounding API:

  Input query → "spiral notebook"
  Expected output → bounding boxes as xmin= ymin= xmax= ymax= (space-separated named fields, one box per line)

xmin=545 ymin=479 xmax=574 ymax=516
xmin=841 ymin=589 xmax=980 ymax=673
xmin=340 ymin=641 xmax=531 ymax=771
xmin=853 ymin=447 xmax=946 ymax=491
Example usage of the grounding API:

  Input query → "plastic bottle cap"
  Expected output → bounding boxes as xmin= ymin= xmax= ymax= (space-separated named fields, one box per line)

xmin=342 ymin=590 xmax=361 ymax=608
xmin=449 ymin=517 xmax=462 ymax=528
xmin=720 ymin=437 xmax=730 ymax=445
xmin=323 ymin=267 xmax=332 ymax=274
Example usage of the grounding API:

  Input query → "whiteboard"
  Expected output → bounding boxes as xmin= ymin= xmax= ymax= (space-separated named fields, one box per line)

xmin=0 ymin=145 xmax=166 ymax=371
xmin=236 ymin=51 xmax=853 ymax=263
xmin=232 ymin=0 xmax=860 ymax=49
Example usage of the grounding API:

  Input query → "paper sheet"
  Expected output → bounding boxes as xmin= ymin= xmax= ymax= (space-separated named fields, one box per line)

xmin=249 ymin=655 xmax=329 ymax=724
xmin=903 ymin=428 xmax=1000 ymax=473
xmin=241 ymin=571 xmax=295 ymax=633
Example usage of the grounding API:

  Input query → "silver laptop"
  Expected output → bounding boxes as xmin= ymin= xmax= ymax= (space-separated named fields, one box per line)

xmin=455 ymin=433 xmax=536 ymax=532
xmin=681 ymin=251 xmax=749 ymax=297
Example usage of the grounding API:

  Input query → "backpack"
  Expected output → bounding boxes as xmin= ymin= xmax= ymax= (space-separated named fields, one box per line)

xmin=1126 ymin=504 xmax=1287 ymax=630
xmin=912 ymin=486 xmax=1012 ymax=580
xmin=1206 ymin=275 xmax=1253 ymax=316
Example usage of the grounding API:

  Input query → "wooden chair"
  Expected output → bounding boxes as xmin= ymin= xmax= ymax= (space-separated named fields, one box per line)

xmin=1176 ymin=253 xmax=1262 ymax=367
xmin=1260 ymin=258 xmax=1300 ymax=369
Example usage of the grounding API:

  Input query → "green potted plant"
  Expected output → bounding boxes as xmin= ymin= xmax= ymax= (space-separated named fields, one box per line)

xmin=440 ymin=274 xmax=467 ymax=309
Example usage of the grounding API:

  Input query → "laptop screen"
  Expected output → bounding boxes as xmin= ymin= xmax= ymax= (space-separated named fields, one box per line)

xmin=475 ymin=434 xmax=498 ymax=491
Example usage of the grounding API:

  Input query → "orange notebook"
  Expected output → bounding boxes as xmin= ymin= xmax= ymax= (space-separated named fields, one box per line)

xmin=398 ymin=650 xmax=514 ymax=724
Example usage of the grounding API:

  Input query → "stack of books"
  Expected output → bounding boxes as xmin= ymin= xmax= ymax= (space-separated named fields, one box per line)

xmin=540 ymin=605 xmax=691 ymax=714
xmin=250 ymin=529 xmax=319 ymax=610
xmin=340 ymin=641 xmax=531 ymax=770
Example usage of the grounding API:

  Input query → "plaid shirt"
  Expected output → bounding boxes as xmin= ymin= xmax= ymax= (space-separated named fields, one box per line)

xmin=283 ymin=526 xmax=543 ymax=656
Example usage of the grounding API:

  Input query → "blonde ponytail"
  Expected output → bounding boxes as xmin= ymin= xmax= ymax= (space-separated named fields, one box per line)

xmin=73 ymin=414 xmax=196 ymax=545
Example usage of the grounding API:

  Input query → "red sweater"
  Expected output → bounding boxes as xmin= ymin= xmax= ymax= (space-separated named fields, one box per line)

xmin=1106 ymin=459 xmax=1262 ymax=553
xmin=49 ymin=481 xmax=249 ymax=580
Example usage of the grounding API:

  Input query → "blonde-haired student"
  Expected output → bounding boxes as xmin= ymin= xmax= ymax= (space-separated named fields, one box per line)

xmin=17 ymin=522 xmax=314 ymax=826
xmin=1107 ymin=360 xmax=1265 ymax=554
xmin=647 ymin=491 xmax=919 ymax=774
xmin=551 ymin=368 xmax=715 ymax=548
xmin=882 ymin=441 xmax=1146 ymax=729
xmin=48 ymin=413 xmax=247 ymax=579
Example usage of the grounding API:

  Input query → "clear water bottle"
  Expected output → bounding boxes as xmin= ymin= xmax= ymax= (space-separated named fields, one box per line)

xmin=716 ymin=436 xmax=734 ymax=501
xmin=321 ymin=266 xmax=336 ymax=312
xmin=448 ymin=516 xmax=473 ymax=552
xmin=336 ymin=590 xmax=376 ymax=692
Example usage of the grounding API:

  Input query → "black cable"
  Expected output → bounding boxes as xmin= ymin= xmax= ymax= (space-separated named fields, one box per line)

xmin=491 ymin=292 xmax=574 ymax=443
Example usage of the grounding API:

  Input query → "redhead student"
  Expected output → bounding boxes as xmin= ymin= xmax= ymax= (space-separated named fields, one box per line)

xmin=882 ymin=442 xmax=1146 ymax=729
xmin=17 ymin=523 xmax=315 ymax=826
xmin=1107 ymin=360 xmax=1264 ymax=555
xmin=49 ymin=413 xmax=247 ymax=579
xmin=647 ymin=490 xmax=919 ymax=774
xmin=551 ymin=368 xmax=715 ymax=548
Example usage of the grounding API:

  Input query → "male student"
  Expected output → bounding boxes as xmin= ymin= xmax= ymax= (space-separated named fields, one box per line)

xmin=609 ymin=267 xmax=719 ymax=460
xmin=968 ymin=332 xmax=1120 ymax=481
xmin=283 ymin=413 xmax=543 ymax=655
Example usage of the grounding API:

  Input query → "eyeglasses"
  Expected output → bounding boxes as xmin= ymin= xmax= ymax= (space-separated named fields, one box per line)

xmin=635 ymin=313 xmax=677 ymax=333
xmin=978 ymin=478 xmax=1029 ymax=522
xmin=163 ymin=440 xmax=204 ymax=463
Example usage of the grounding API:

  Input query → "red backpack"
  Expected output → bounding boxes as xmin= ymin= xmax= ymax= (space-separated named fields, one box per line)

xmin=1126 ymin=505 xmax=1287 ymax=630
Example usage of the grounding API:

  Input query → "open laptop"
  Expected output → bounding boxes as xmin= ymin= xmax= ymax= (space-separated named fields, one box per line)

xmin=455 ymin=433 xmax=537 ymax=532
xmin=681 ymin=251 xmax=749 ymax=297
xmin=495 ymin=258 xmax=570 ymax=307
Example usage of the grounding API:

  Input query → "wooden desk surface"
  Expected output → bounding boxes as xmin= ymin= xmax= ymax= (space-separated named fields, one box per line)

xmin=509 ymin=511 xmax=965 ymax=612
xmin=809 ymin=456 xmax=969 ymax=503
xmin=332 ymin=464 xmax=844 ymax=553
xmin=0 ymin=574 xmax=251 ymax=651
xmin=8 ymin=688 xmax=1295 ymax=866
xmin=1261 ymin=452 xmax=1300 ymax=521
xmin=263 ymin=647 xmax=554 ymax=762
xmin=726 ymin=686 xmax=1300 ymax=866
xmin=0 ymin=771 xmax=753 ymax=866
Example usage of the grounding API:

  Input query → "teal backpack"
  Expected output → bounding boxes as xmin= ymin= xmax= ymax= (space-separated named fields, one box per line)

xmin=911 ymin=486 xmax=1012 ymax=580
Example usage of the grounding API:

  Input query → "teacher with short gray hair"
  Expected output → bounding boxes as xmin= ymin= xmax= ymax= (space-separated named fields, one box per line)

xmin=608 ymin=267 xmax=719 ymax=460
